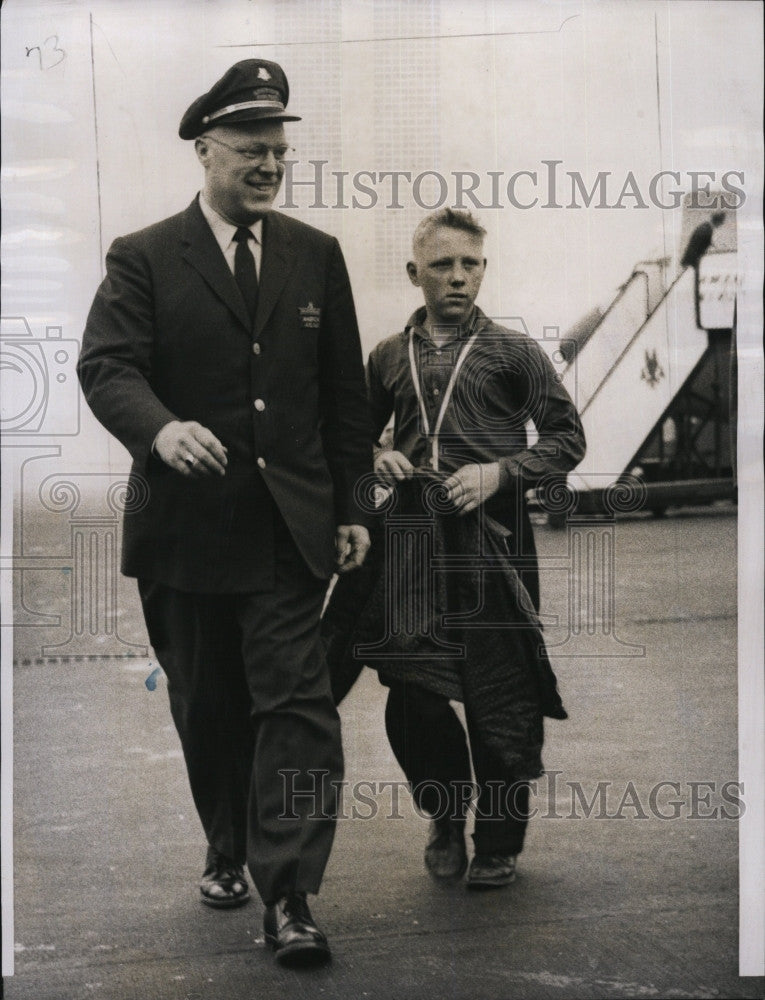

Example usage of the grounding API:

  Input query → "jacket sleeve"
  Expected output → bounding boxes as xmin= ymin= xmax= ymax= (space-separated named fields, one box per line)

xmin=497 ymin=337 xmax=586 ymax=490
xmin=78 ymin=237 xmax=177 ymax=468
xmin=366 ymin=346 xmax=395 ymax=447
xmin=318 ymin=238 xmax=375 ymax=526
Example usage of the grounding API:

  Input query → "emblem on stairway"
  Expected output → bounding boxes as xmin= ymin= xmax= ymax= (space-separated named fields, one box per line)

xmin=641 ymin=348 xmax=665 ymax=387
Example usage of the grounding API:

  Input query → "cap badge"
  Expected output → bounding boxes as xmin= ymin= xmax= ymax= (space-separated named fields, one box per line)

xmin=257 ymin=66 xmax=272 ymax=81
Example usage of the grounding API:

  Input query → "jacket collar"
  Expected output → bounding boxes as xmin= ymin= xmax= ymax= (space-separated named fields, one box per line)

xmin=180 ymin=196 xmax=294 ymax=335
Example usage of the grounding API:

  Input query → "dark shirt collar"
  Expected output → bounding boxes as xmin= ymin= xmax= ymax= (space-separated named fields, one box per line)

xmin=405 ymin=305 xmax=488 ymax=343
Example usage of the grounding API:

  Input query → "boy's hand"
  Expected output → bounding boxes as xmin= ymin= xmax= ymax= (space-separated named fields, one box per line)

xmin=443 ymin=462 xmax=501 ymax=514
xmin=374 ymin=450 xmax=415 ymax=484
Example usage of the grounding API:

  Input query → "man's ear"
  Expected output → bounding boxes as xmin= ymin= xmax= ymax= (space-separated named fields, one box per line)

xmin=406 ymin=260 xmax=420 ymax=286
xmin=194 ymin=136 xmax=210 ymax=166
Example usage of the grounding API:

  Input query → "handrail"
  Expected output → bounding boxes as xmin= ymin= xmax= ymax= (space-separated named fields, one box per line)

xmin=578 ymin=267 xmax=693 ymax=418
xmin=563 ymin=269 xmax=648 ymax=371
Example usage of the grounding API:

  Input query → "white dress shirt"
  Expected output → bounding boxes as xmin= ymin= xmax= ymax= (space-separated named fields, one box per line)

xmin=198 ymin=191 xmax=263 ymax=278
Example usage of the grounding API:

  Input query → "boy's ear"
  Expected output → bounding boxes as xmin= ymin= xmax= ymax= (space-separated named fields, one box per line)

xmin=406 ymin=260 xmax=420 ymax=286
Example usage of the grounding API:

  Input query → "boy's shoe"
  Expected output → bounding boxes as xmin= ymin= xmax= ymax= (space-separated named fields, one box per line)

xmin=424 ymin=820 xmax=468 ymax=881
xmin=466 ymin=853 xmax=517 ymax=889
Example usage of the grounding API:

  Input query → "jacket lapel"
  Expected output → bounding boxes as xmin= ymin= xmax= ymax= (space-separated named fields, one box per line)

xmin=180 ymin=198 xmax=252 ymax=332
xmin=254 ymin=212 xmax=295 ymax=338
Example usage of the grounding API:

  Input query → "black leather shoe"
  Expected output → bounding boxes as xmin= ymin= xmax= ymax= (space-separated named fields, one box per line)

xmin=199 ymin=846 xmax=250 ymax=908
xmin=467 ymin=853 xmax=517 ymax=889
xmin=263 ymin=892 xmax=331 ymax=967
xmin=424 ymin=820 xmax=468 ymax=881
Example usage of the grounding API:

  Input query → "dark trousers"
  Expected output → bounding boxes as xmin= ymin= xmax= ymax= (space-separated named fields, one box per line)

xmin=137 ymin=515 xmax=342 ymax=905
xmin=385 ymin=680 xmax=529 ymax=856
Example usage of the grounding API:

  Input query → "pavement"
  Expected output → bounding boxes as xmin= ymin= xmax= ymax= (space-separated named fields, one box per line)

xmin=5 ymin=503 xmax=764 ymax=1000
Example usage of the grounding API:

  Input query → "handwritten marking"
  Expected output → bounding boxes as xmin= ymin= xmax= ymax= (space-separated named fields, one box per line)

xmin=26 ymin=35 xmax=66 ymax=70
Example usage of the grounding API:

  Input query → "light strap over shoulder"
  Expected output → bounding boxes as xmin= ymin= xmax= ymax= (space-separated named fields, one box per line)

xmin=407 ymin=328 xmax=480 ymax=471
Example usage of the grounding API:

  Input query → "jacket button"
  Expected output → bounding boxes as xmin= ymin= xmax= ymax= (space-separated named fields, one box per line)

xmin=252 ymin=343 xmax=261 ymax=355
xmin=254 ymin=399 xmax=266 ymax=411
xmin=257 ymin=457 xmax=266 ymax=469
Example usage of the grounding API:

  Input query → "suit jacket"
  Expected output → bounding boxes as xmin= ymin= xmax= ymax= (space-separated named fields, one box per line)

xmin=78 ymin=198 xmax=373 ymax=592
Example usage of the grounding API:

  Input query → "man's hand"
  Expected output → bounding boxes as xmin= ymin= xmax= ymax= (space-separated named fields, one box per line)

xmin=374 ymin=450 xmax=414 ymax=484
xmin=335 ymin=524 xmax=371 ymax=573
xmin=154 ymin=420 xmax=228 ymax=478
xmin=443 ymin=462 xmax=501 ymax=515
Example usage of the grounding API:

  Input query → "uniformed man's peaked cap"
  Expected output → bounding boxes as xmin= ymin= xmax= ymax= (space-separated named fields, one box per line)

xmin=179 ymin=59 xmax=300 ymax=139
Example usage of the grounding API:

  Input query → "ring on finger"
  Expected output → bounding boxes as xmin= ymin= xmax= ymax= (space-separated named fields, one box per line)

xmin=183 ymin=453 xmax=196 ymax=468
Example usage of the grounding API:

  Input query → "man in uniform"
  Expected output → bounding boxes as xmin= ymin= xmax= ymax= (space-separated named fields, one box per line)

xmin=365 ymin=208 xmax=585 ymax=888
xmin=78 ymin=59 xmax=372 ymax=967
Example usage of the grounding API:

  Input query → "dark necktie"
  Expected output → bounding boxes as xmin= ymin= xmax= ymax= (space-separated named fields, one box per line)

xmin=232 ymin=226 xmax=259 ymax=324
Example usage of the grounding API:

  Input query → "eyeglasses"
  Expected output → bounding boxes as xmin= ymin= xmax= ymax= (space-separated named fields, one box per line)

xmin=202 ymin=134 xmax=294 ymax=163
